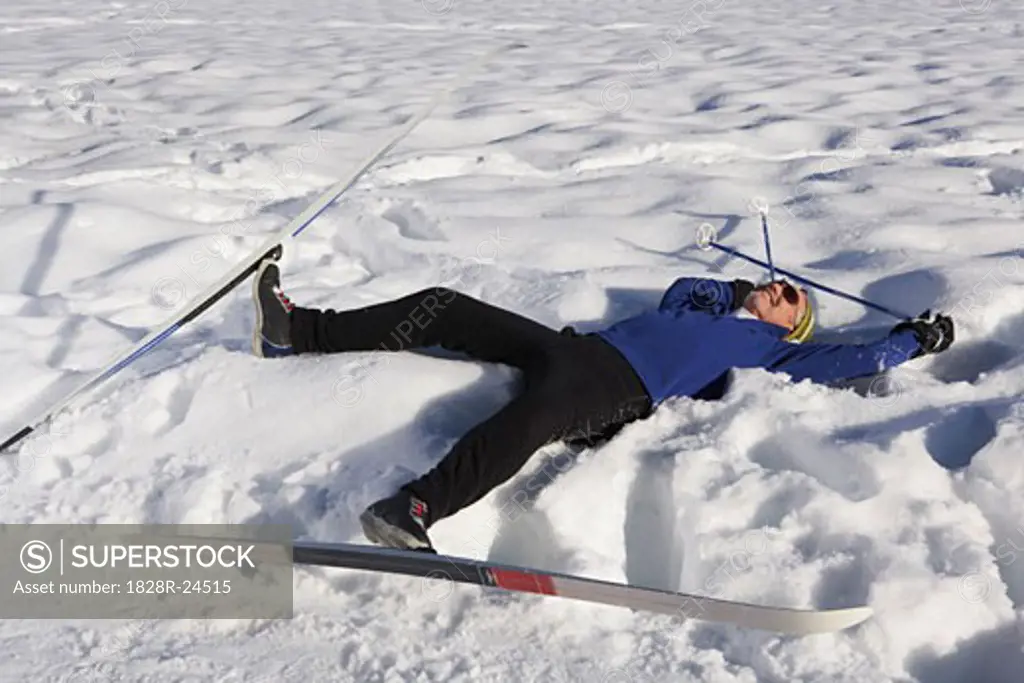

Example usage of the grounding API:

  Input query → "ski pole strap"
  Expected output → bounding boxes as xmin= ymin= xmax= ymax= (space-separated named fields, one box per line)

xmin=708 ymin=241 xmax=914 ymax=321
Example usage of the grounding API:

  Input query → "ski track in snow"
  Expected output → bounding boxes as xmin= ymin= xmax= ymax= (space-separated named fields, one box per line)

xmin=2 ymin=0 xmax=1024 ymax=681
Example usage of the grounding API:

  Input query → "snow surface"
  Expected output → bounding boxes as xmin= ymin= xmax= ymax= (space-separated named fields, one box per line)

xmin=2 ymin=0 xmax=1024 ymax=680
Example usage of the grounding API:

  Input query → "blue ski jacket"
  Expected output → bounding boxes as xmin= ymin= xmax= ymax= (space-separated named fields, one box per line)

xmin=596 ymin=277 xmax=921 ymax=405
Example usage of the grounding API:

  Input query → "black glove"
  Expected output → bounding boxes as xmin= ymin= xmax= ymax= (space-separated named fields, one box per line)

xmin=731 ymin=279 xmax=755 ymax=311
xmin=891 ymin=310 xmax=954 ymax=356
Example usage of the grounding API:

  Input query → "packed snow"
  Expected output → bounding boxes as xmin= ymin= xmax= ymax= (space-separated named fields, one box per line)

xmin=1 ymin=0 xmax=1023 ymax=680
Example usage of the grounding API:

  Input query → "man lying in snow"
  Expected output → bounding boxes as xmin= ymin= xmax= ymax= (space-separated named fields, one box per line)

xmin=251 ymin=260 xmax=954 ymax=552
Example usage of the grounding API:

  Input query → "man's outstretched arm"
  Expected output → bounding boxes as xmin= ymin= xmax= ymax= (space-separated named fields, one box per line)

xmin=765 ymin=312 xmax=955 ymax=384
xmin=659 ymin=277 xmax=755 ymax=316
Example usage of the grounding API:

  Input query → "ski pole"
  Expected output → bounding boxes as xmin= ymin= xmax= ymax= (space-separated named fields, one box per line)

xmin=760 ymin=212 xmax=776 ymax=281
xmin=707 ymin=241 xmax=914 ymax=321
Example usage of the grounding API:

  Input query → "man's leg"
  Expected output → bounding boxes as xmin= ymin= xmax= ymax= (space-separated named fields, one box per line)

xmin=290 ymin=286 xmax=560 ymax=368
xmin=253 ymin=258 xmax=558 ymax=365
xmin=360 ymin=334 xmax=652 ymax=551
xmin=406 ymin=388 xmax=572 ymax=523
xmin=360 ymin=381 xmax=573 ymax=551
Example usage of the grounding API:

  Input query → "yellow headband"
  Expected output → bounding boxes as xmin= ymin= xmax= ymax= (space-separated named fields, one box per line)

xmin=784 ymin=296 xmax=815 ymax=343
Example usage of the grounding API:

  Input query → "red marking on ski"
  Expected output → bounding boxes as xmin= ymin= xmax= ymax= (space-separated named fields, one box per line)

xmin=489 ymin=569 xmax=556 ymax=595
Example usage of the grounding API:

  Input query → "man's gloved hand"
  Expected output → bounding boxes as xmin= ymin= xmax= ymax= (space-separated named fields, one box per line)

xmin=891 ymin=310 xmax=954 ymax=356
xmin=731 ymin=279 xmax=755 ymax=311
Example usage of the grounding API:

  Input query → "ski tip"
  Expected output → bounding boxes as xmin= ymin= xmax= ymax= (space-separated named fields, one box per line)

xmin=794 ymin=605 xmax=874 ymax=635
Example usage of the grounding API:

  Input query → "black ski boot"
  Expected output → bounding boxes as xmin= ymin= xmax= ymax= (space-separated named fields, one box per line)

xmin=252 ymin=259 xmax=294 ymax=358
xmin=359 ymin=489 xmax=435 ymax=553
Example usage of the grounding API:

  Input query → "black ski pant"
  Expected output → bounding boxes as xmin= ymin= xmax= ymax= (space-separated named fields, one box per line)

xmin=290 ymin=287 xmax=652 ymax=526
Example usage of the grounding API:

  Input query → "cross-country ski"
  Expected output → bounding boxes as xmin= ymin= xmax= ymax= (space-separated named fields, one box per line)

xmin=292 ymin=541 xmax=873 ymax=635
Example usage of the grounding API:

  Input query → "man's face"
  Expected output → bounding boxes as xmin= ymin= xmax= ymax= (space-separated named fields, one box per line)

xmin=746 ymin=280 xmax=808 ymax=332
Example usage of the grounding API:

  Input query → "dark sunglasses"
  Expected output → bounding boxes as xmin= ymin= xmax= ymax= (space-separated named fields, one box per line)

xmin=780 ymin=280 xmax=800 ymax=305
